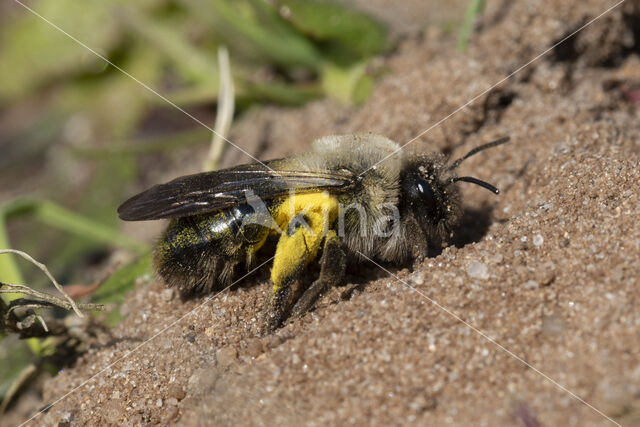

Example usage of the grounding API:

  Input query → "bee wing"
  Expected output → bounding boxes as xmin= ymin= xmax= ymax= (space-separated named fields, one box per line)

xmin=117 ymin=162 xmax=354 ymax=221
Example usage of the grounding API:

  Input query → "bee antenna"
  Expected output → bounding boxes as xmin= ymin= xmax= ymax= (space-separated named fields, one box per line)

xmin=448 ymin=136 xmax=510 ymax=171
xmin=452 ymin=176 xmax=500 ymax=194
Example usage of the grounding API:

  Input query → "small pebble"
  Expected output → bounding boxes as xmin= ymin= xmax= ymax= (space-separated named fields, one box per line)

xmin=542 ymin=313 xmax=565 ymax=337
xmin=161 ymin=288 xmax=174 ymax=302
xmin=103 ymin=400 xmax=122 ymax=421
xmin=533 ymin=234 xmax=544 ymax=247
xmin=524 ymin=280 xmax=539 ymax=290
xmin=167 ymin=383 xmax=186 ymax=401
xmin=163 ymin=406 xmax=179 ymax=422
xmin=467 ymin=261 xmax=489 ymax=280
xmin=266 ymin=335 xmax=284 ymax=349
xmin=554 ymin=141 xmax=570 ymax=154
xmin=245 ymin=338 xmax=264 ymax=358
xmin=535 ymin=268 xmax=556 ymax=287
xmin=216 ymin=346 xmax=238 ymax=367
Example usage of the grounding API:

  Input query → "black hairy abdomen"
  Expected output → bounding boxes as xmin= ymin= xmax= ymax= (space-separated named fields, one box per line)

xmin=154 ymin=205 xmax=269 ymax=294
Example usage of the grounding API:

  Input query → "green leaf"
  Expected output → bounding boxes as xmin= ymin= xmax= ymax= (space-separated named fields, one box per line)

xmin=0 ymin=222 xmax=44 ymax=355
xmin=189 ymin=0 xmax=323 ymax=70
xmin=239 ymin=79 xmax=322 ymax=106
xmin=1 ymin=199 xmax=148 ymax=254
xmin=0 ymin=217 xmax=23 ymax=285
xmin=0 ymin=218 xmax=44 ymax=358
xmin=58 ymin=46 xmax=163 ymax=142
xmin=121 ymin=7 xmax=219 ymax=89
xmin=91 ymin=254 xmax=152 ymax=326
xmin=91 ymin=254 xmax=151 ymax=304
xmin=321 ymin=62 xmax=374 ymax=105
xmin=0 ymin=338 xmax=36 ymax=399
xmin=0 ymin=0 xmax=120 ymax=102
xmin=278 ymin=0 xmax=387 ymax=59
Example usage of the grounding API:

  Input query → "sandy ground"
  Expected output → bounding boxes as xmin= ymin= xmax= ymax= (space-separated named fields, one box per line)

xmin=7 ymin=0 xmax=640 ymax=425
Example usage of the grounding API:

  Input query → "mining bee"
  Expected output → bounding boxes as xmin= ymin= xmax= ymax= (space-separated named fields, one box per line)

xmin=118 ymin=134 xmax=508 ymax=332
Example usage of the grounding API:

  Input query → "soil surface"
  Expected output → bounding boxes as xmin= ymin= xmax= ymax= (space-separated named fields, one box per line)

xmin=11 ymin=0 xmax=640 ymax=425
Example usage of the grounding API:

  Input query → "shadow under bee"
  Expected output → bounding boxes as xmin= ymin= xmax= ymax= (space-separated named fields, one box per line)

xmin=449 ymin=203 xmax=496 ymax=251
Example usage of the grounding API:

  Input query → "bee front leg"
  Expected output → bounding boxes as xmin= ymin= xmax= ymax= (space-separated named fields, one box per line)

xmin=403 ymin=213 xmax=429 ymax=262
xmin=290 ymin=230 xmax=345 ymax=318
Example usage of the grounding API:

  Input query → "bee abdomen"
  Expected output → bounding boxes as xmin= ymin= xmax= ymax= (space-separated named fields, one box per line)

xmin=154 ymin=206 xmax=270 ymax=294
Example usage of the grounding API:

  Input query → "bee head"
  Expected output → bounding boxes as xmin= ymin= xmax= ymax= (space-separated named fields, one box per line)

xmin=401 ymin=155 xmax=461 ymax=238
xmin=401 ymin=136 xmax=510 ymax=239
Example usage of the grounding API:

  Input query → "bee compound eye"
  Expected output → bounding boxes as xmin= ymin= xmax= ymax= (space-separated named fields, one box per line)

xmin=415 ymin=178 xmax=440 ymax=221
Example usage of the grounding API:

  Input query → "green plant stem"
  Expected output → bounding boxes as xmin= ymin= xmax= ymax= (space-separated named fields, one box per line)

xmin=0 ymin=219 xmax=43 ymax=355
xmin=0 ymin=217 xmax=23 ymax=285
xmin=457 ymin=0 xmax=486 ymax=51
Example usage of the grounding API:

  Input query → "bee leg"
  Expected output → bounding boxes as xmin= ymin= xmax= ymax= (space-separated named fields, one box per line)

xmin=263 ymin=256 xmax=305 ymax=334
xmin=291 ymin=230 xmax=345 ymax=318
xmin=263 ymin=242 xmax=308 ymax=333
xmin=404 ymin=214 xmax=429 ymax=261
xmin=263 ymin=219 xmax=328 ymax=333
xmin=263 ymin=281 xmax=294 ymax=334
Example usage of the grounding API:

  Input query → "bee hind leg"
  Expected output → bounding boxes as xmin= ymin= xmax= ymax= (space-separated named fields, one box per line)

xmin=262 ymin=268 xmax=302 ymax=335
xmin=263 ymin=220 xmax=336 ymax=333
xmin=290 ymin=230 xmax=345 ymax=318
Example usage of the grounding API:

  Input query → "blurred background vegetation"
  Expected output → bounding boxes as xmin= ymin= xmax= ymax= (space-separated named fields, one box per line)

xmin=0 ymin=0 xmax=473 ymax=415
